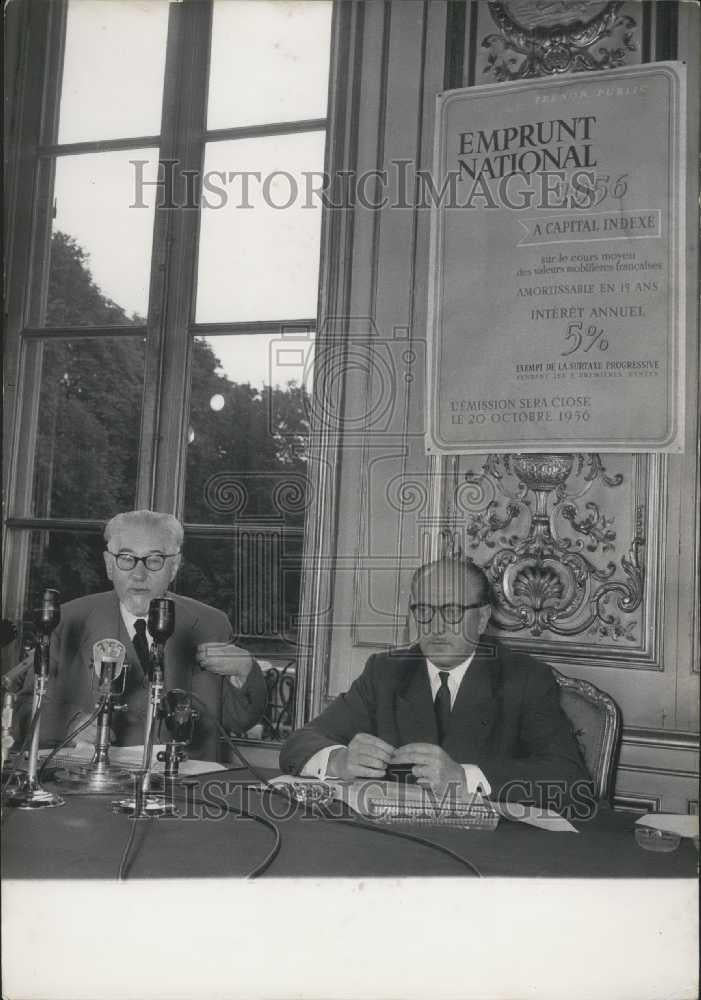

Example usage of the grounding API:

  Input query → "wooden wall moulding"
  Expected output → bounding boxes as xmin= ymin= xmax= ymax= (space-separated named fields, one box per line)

xmin=442 ymin=452 xmax=665 ymax=667
xmin=482 ymin=1 xmax=638 ymax=81
xmin=613 ymin=793 xmax=662 ymax=814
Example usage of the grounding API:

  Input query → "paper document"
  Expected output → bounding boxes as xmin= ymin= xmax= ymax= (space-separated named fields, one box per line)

xmin=38 ymin=742 xmax=227 ymax=775
xmin=491 ymin=800 xmax=578 ymax=833
xmin=635 ymin=813 xmax=699 ymax=839
xmin=268 ymin=775 xmax=577 ymax=832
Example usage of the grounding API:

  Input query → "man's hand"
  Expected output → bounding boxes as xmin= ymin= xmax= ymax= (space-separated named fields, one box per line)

xmin=196 ymin=642 xmax=254 ymax=685
xmin=327 ymin=733 xmax=395 ymax=780
xmin=392 ymin=743 xmax=466 ymax=795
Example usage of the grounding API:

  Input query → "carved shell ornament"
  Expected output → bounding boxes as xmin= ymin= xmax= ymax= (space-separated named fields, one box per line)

xmin=446 ymin=455 xmax=645 ymax=642
xmin=483 ymin=0 xmax=637 ymax=80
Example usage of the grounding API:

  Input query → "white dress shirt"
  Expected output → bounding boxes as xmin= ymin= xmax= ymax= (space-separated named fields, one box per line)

xmin=120 ymin=606 xmax=151 ymax=648
xmin=300 ymin=654 xmax=491 ymax=794
xmin=120 ymin=604 xmax=243 ymax=687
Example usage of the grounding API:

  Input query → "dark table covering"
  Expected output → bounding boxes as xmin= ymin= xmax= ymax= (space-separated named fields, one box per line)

xmin=2 ymin=769 xmax=698 ymax=879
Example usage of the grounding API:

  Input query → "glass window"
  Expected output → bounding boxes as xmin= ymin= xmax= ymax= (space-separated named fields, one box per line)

xmin=30 ymin=337 xmax=147 ymax=520
xmin=46 ymin=150 xmax=159 ymax=325
xmin=195 ymin=132 xmax=326 ymax=322
xmin=57 ymin=0 xmax=169 ymax=145
xmin=24 ymin=528 xmax=107 ymax=611
xmin=178 ymin=531 xmax=304 ymax=645
xmin=7 ymin=0 xmax=334 ymax=744
xmin=184 ymin=335 xmax=313 ymax=526
xmin=208 ymin=0 xmax=332 ymax=130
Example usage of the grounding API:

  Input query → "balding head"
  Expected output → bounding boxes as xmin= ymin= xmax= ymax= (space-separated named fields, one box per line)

xmin=410 ymin=557 xmax=491 ymax=607
xmin=409 ymin=557 xmax=492 ymax=668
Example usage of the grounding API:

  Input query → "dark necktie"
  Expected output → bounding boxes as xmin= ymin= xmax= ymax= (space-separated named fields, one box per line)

xmin=132 ymin=618 xmax=151 ymax=679
xmin=434 ymin=670 xmax=451 ymax=745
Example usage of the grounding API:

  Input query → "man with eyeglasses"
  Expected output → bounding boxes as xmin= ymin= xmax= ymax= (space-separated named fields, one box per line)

xmin=280 ymin=556 xmax=591 ymax=808
xmin=14 ymin=509 xmax=266 ymax=761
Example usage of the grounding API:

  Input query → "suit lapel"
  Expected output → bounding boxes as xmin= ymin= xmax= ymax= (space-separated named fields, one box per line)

xmin=163 ymin=593 xmax=198 ymax=692
xmin=443 ymin=647 xmax=501 ymax=759
xmin=394 ymin=648 xmax=438 ymax=744
xmin=80 ymin=592 xmax=125 ymax=666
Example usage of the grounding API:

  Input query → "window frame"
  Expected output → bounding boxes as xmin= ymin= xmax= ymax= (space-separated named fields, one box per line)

xmin=2 ymin=0 xmax=338 ymax=738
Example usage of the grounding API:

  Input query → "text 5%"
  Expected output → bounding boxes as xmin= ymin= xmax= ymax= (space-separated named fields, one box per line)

xmin=561 ymin=323 xmax=609 ymax=357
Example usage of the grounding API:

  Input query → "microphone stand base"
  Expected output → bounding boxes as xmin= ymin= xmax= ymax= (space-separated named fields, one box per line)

xmin=3 ymin=776 xmax=65 ymax=810
xmin=53 ymin=764 xmax=132 ymax=795
xmin=111 ymin=794 xmax=177 ymax=818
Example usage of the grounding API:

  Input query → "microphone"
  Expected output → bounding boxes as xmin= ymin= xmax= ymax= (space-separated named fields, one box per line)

xmin=112 ymin=598 xmax=177 ymax=817
xmin=54 ymin=639 xmax=131 ymax=794
xmin=3 ymin=589 xmax=64 ymax=810
xmin=156 ymin=688 xmax=198 ymax=787
xmin=36 ymin=589 xmax=61 ymax=637
xmin=160 ymin=688 xmax=197 ymax=743
xmin=91 ymin=639 xmax=127 ymax=693
xmin=147 ymin=599 xmax=175 ymax=645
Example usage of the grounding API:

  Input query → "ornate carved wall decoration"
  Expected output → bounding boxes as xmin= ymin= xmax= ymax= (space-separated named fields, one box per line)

xmin=445 ymin=453 xmax=663 ymax=666
xmin=482 ymin=0 xmax=637 ymax=80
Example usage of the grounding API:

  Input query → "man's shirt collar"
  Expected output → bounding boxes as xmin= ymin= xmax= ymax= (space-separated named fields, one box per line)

xmin=120 ymin=604 xmax=149 ymax=640
xmin=424 ymin=653 xmax=476 ymax=706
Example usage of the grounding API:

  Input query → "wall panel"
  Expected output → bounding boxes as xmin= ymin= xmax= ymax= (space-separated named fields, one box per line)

xmin=302 ymin=0 xmax=699 ymax=811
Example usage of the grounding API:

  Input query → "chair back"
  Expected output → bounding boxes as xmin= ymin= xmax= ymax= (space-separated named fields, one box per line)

xmin=551 ymin=667 xmax=622 ymax=801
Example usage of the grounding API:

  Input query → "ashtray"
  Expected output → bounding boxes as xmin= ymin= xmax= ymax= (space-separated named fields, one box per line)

xmin=634 ymin=825 xmax=681 ymax=853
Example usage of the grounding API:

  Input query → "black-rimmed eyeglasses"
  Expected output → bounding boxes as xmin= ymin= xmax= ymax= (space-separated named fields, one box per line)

xmin=107 ymin=551 xmax=179 ymax=572
xmin=409 ymin=602 xmax=486 ymax=625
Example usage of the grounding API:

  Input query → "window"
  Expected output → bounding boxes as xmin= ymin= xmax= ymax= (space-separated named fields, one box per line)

xmin=3 ymin=0 xmax=333 ymax=744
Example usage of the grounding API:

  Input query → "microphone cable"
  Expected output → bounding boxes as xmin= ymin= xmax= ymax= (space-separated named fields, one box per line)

xmin=116 ymin=783 xmax=281 ymax=881
xmin=188 ymin=692 xmax=482 ymax=878
xmin=1 ymin=700 xmax=83 ymax=796
xmin=311 ymin=802 xmax=483 ymax=877
xmin=115 ymin=690 xmax=283 ymax=880
xmin=37 ymin=704 xmax=102 ymax=781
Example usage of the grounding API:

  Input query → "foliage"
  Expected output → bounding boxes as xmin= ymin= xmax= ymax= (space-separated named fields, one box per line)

xmin=28 ymin=232 xmax=309 ymax=643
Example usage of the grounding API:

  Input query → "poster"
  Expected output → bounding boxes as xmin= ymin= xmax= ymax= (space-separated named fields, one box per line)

xmin=426 ymin=63 xmax=686 ymax=454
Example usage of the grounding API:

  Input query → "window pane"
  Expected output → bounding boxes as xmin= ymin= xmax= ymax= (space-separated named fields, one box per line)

xmin=24 ymin=529 xmax=107 ymax=613
xmin=208 ymin=1 xmax=332 ymax=130
xmin=57 ymin=0 xmax=169 ymax=144
xmin=30 ymin=338 xmax=146 ymax=520
xmin=178 ymin=532 xmax=301 ymax=740
xmin=46 ymin=150 xmax=159 ymax=326
xmin=184 ymin=335 xmax=313 ymax=525
xmin=178 ymin=533 xmax=304 ymax=646
xmin=196 ymin=133 xmax=325 ymax=322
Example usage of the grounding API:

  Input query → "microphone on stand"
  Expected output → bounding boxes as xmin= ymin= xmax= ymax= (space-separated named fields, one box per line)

xmin=36 ymin=590 xmax=61 ymax=641
xmin=3 ymin=589 xmax=64 ymax=810
xmin=54 ymin=639 xmax=131 ymax=794
xmin=113 ymin=598 xmax=177 ymax=818
xmin=156 ymin=688 xmax=198 ymax=795
xmin=148 ymin=599 xmax=176 ymax=647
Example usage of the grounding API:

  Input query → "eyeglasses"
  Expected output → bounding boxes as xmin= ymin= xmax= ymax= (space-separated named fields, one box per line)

xmin=108 ymin=551 xmax=179 ymax=572
xmin=409 ymin=602 xmax=486 ymax=625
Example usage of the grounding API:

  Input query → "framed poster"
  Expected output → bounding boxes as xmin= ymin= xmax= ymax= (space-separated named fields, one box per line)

xmin=426 ymin=63 xmax=686 ymax=454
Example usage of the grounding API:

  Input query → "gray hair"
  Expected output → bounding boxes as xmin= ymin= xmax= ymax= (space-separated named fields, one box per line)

xmin=104 ymin=510 xmax=184 ymax=551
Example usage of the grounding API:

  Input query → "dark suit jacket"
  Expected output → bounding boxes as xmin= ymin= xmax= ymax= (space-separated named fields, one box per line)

xmin=280 ymin=640 xmax=592 ymax=806
xmin=17 ymin=590 xmax=267 ymax=761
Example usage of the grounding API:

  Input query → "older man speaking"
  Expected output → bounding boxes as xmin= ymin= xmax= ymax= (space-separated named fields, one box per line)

xmin=15 ymin=509 xmax=267 ymax=761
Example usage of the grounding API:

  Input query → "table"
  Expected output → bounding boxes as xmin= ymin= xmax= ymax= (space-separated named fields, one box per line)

xmin=2 ymin=769 xmax=698 ymax=879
